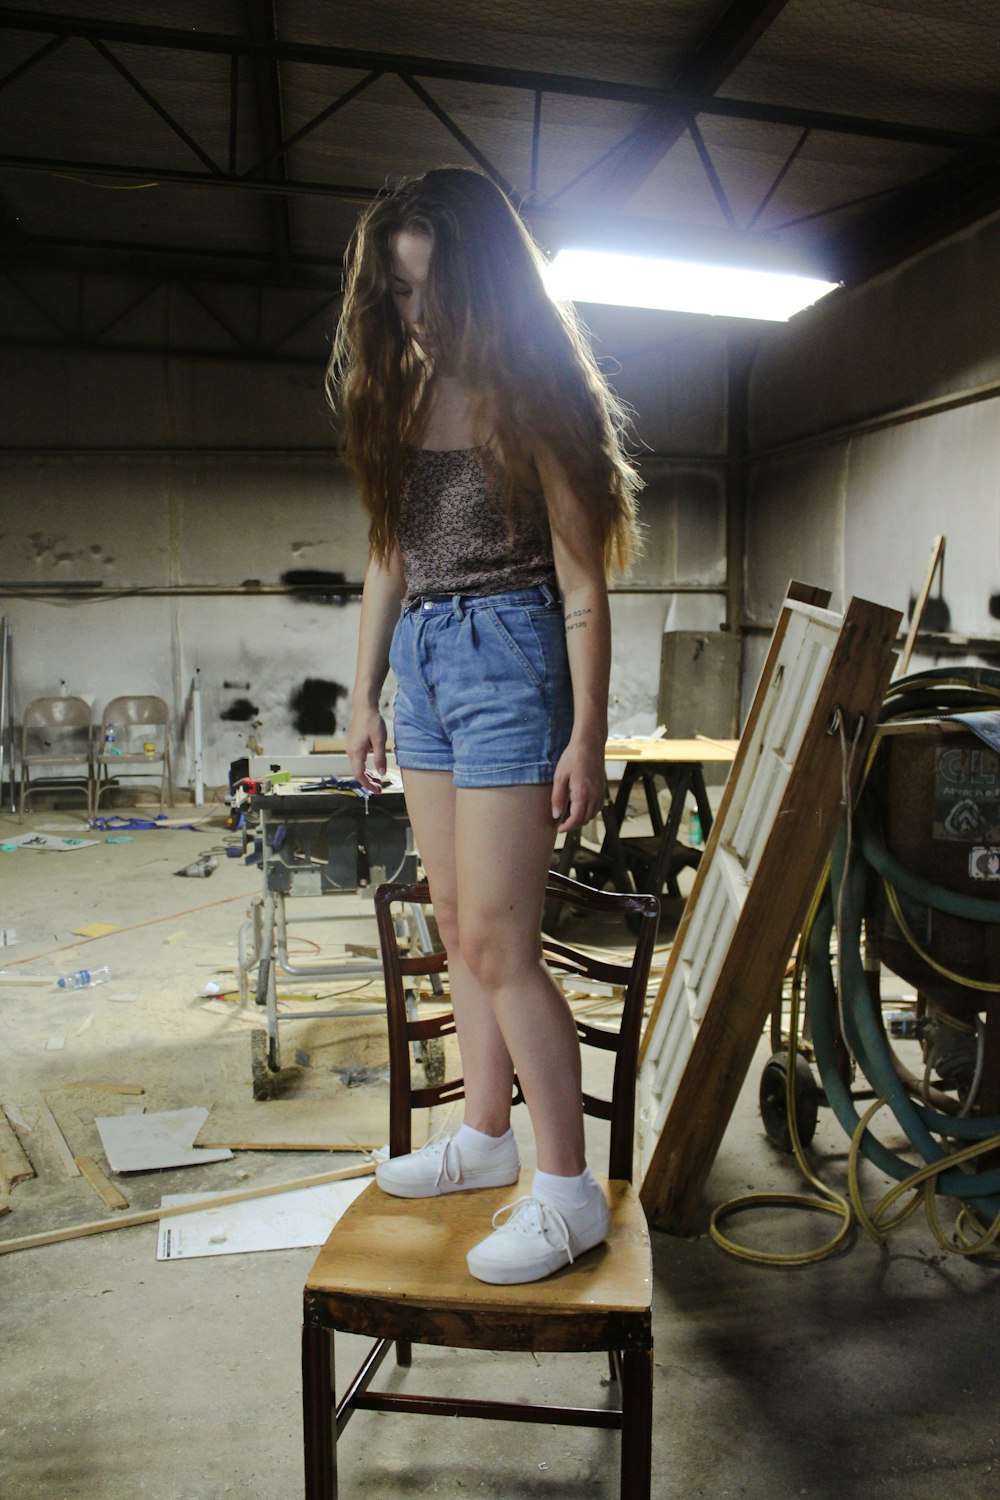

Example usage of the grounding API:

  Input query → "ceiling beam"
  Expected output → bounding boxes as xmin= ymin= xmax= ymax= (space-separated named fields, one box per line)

xmin=245 ymin=0 xmax=293 ymax=278
xmin=0 ymin=9 xmax=996 ymax=157
xmin=589 ymin=0 xmax=793 ymax=207
xmin=825 ymin=155 xmax=1000 ymax=285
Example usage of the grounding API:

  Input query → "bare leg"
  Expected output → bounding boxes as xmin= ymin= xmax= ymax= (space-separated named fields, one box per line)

xmin=402 ymin=773 xmax=586 ymax=1174
xmin=453 ymin=784 xmax=585 ymax=1176
xmin=401 ymin=769 xmax=515 ymax=1137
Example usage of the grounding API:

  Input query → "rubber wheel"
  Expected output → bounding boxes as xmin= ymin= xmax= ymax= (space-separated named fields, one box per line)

xmin=250 ymin=1027 xmax=278 ymax=1100
xmin=759 ymin=1050 xmax=819 ymax=1153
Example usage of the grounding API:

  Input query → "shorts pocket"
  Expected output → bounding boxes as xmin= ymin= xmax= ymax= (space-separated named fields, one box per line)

xmin=481 ymin=605 xmax=545 ymax=688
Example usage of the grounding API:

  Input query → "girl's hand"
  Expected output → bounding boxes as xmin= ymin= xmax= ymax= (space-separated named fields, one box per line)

xmin=346 ymin=704 xmax=388 ymax=793
xmin=551 ymin=732 xmax=606 ymax=833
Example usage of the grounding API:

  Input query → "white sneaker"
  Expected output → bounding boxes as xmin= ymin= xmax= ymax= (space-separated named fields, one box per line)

xmin=375 ymin=1129 xmax=521 ymax=1199
xmin=466 ymin=1190 xmax=611 ymax=1285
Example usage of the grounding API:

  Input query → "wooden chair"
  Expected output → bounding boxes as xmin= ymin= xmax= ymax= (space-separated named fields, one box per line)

xmin=302 ymin=871 xmax=660 ymax=1499
xmin=19 ymin=695 xmax=96 ymax=818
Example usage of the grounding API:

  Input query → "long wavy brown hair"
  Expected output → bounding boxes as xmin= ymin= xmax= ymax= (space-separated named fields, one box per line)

xmin=328 ymin=167 xmax=641 ymax=574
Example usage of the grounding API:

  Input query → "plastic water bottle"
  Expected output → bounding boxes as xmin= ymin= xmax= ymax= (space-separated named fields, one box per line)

xmin=103 ymin=723 xmax=117 ymax=748
xmin=56 ymin=966 xmax=111 ymax=990
xmin=688 ymin=810 xmax=703 ymax=847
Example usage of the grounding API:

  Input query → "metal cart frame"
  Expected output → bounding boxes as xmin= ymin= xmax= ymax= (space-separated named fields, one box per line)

xmin=236 ymin=781 xmax=440 ymax=1098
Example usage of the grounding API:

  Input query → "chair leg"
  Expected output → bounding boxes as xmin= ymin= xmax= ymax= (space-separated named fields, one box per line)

xmin=395 ymin=1339 xmax=412 ymax=1367
xmin=619 ymin=1347 xmax=652 ymax=1500
xmin=302 ymin=1323 xmax=338 ymax=1500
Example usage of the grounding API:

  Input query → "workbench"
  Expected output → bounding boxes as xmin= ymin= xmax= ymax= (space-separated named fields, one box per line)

xmin=552 ymin=736 xmax=738 ymax=910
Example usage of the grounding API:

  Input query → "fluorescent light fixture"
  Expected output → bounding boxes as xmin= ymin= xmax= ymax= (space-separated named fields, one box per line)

xmin=544 ymin=245 xmax=840 ymax=322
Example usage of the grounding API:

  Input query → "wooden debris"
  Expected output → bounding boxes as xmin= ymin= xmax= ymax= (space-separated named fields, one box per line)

xmin=76 ymin=1155 xmax=130 ymax=1211
xmin=37 ymin=1098 xmax=80 ymax=1178
xmin=0 ymin=1104 xmax=35 ymax=1189
xmin=195 ymin=1094 xmax=426 ymax=1153
xmin=0 ymin=1161 xmax=375 ymax=1255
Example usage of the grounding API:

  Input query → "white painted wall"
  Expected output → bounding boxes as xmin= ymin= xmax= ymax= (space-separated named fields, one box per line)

xmin=9 ymin=205 xmax=999 ymax=797
xmin=742 ymin=209 xmax=1000 ymax=711
xmin=1 ymin=325 xmax=731 ymax=792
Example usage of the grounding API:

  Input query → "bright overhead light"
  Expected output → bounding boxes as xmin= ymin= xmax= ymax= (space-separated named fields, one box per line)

xmin=543 ymin=246 xmax=840 ymax=322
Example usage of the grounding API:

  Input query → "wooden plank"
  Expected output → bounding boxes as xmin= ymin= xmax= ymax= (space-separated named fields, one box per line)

xmin=0 ymin=1161 xmax=375 ymax=1256
xmin=785 ymin=580 xmax=833 ymax=609
xmin=0 ymin=1104 xmax=35 ymax=1188
xmin=639 ymin=594 xmax=901 ymax=1234
xmin=195 ymin=1095 xmax=429 ymax=1153
xmin=639 ymin=592 xmax=834 ymax=1064
xmin=604 ymin=738 xmax=738 ymax=764
xmin=76 ymin=1155 xmax=130 ymax=1211
xmin=897 ymin=533 xmax=945 ymax=677
xmin=37 ymin=1097 xmax=80 ymax=1178
xmin=636 ymin=599 xmax=844 ymax=1165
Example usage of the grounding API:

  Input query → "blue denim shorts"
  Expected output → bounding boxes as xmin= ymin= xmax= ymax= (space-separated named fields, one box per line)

xmin=389 ymin=583 xmax=574 ymax=788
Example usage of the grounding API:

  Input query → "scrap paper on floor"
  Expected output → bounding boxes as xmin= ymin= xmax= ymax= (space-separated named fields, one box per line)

xmin=156 ymin=1177 xmax=370 ymax=1259
xmin=96 ymin=1106 xmax=233 ymax=1172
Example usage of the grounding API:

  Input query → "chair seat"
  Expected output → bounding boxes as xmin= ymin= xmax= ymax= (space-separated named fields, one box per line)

xmin=304 ymin=1172 xmax=651 ymax=1353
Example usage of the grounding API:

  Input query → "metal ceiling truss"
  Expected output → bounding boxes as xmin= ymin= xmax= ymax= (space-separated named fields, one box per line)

xmin=1 ymin=10 xmax=997 ymax=225
xmin=2 ymin=264 xmax=337 ymax=361
xmin=2 ymin=5 xmax=999 ymax=354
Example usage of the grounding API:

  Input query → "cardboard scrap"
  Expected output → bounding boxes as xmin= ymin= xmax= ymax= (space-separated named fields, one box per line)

xmin=156 ymin=1176 xmax=370 ymax=1259
xmin=96 ymin=1107 xmax=233 ymax=1173
xmin=72 ymin=922 xmax=119 ymax=938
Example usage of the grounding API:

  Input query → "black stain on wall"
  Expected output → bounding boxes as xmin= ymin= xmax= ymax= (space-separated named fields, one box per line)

xmin=221 ymin=698 xmax=259 ymax=722
xmin=908 ymin=592 xmax=952 ymax=633
xmin=282 ymin=569 xmax=350 ymax=605
xmin=989 ymin=594 xmax=1000 ymax=620
xmin=290 ymin=678 xmax=347 ymax=735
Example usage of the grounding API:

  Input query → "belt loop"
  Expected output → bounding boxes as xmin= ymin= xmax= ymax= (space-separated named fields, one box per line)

xmin=539 ymin=581 xmax=558 ymax=606
xmin=451 ymin=593 xmax=465 ymax=620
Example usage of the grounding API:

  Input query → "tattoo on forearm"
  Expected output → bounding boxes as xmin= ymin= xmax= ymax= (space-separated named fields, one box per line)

xmin=565 ymin=607 xmax=592 ymax=634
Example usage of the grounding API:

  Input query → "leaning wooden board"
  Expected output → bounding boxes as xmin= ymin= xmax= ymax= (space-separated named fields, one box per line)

xmin=638 ymin=587 xmax=902 ymax=1234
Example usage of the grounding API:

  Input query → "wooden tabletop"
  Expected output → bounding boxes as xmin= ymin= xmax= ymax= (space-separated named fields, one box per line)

xmin=604 ymin=736 xmax=738 ymax=763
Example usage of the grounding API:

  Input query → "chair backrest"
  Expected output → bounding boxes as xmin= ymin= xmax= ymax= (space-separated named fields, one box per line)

xmin=374 ymin=871 xmax=660 ymax=1181
xmin=100 ymin=695 xmax=169 ymax=730
xmin=22 ymin=696 xmax=93 ymax=758
xmin=24 ymin=696 xmax=92 ymax=732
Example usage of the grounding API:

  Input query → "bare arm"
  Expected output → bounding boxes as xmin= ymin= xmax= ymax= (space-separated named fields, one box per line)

xmin=346 ymin=546 xmax=406 ymax=791
xmin=536 ymin=447 xmax=611 ymax=833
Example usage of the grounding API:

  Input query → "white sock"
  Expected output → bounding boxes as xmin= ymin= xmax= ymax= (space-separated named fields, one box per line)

xmin=532 ymin=1165 xmax=601 ymax=1213
xmin=456 ymin=1123 xmax=514 ymax=1155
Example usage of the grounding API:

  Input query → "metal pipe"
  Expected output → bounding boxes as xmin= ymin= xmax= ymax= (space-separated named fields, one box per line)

xmin=191 ymin=668 xmax=204 ymax=808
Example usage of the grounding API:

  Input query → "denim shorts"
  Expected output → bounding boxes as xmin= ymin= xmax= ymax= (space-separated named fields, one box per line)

xmin=388 ymin=583 xmax=574 ymax=788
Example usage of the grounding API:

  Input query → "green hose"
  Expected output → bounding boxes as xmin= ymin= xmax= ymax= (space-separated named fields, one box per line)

xmin=807 ymin=664 xmax=1000 ymax=1213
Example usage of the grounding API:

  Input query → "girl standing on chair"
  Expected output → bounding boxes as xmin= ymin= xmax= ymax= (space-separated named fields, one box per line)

xmin=331 ymin=166 xmax=640 ymax=1285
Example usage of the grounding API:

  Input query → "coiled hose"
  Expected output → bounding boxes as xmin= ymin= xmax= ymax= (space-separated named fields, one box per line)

xmin=710 ymin=666 xmax=1000 ymax=1265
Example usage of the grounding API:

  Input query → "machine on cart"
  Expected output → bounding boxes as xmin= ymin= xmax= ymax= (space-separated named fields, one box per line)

xmin=761 ymin=669 xmax=1000 ymax=1243
xmin=235 ymin=755 xmax=441 ymax=1100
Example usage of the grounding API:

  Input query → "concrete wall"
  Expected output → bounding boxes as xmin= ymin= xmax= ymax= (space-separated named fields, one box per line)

xmin=9 ymin=205 xmax=1000 ymax=796
xmin=742 ymin=210 xmax=1000 ymax=709
xmin=1 ymin=321 xmax=731 ymax=793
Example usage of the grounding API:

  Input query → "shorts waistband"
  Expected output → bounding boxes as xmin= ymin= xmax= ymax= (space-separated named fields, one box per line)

xmin=405 ymin=582 xmax=559 ymax=615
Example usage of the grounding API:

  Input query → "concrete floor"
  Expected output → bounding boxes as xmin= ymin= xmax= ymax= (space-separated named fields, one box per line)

xmin=3 ymin=800 xmax=1000 ymax=1500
